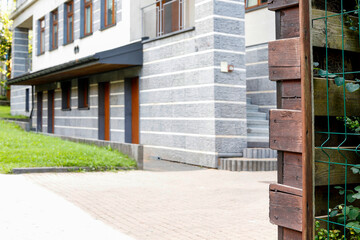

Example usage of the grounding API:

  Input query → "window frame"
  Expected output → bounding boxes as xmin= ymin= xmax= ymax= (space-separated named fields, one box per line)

xmin=84 ymin=0 xmax=93 ymax=36
xmin=61 ymin=81 xmax=72 ymax=111
xmin=51 ymin=9 xmax=59 ymax=50
xmin=66 ymin=1 xmax=74 ymax=44
xmin=104 ymin=0 xmax=116 ymax=28
xmin=39 ymin=17 xmax=45 ymax=54
xmin=78 ymin=78 xmax=90 ymax=109
xmin=156 ymin=0 xmax=184 ymax=37
xmin=245 ymin=0 xmax=267 ymax=10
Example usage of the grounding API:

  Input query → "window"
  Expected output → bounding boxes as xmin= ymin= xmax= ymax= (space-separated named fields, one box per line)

xmin=61 ymin=81 xmax=71 ymax=110
xmin=51 ymin=10 xmax=58 ymax=50
xmin=25 ymin=89 xmax=29 ymax=112
xmin=78 ymin=78 xmax=89 ymax=109
xmin=104 ymin=0 xmax=115 ymax=27
xmin=65 ymin=1 xmax=74 ymax=43
xmin=156 ymin=0 xmax=184 ymax=36
xmin=245 ymin=0 xmax=267 ymax=9
xmin=39 ymin=17 xmax=45 ymax=54
xmin=84 ymin=0 xmax=92 ymax=36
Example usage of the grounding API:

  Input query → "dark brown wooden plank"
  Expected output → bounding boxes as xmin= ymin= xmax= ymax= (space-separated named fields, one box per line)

xmin=281 ymin=80 xmax=302 ymax=110
xmin=269 ymin=109 xmax=302 ymax=153
xmin=269 ymin=191 xmax=302 ymax=232
xmin=268 ymin=0 xmax=299 ymax=11
xmin=283 ymin=228 xmax=302 ymax=239
xmin=269 ymin=38 xmax=301 ymax=81
xmin=269 ymin=38 xmax=300 ymax=67
xmin=283 ymin=152 xmax=302 ymax=189
xmin=300 ymin=0 xmax=313 ymax=237
xmin=270 ymin=183 xmax=303 ymax=197
xmin=269 ymin=66 xmax=301 ymax=81
xmin=278 ymin=7 xmax=300 ymax=39
xmin=277 ymin=151 xmax=284 ymax=184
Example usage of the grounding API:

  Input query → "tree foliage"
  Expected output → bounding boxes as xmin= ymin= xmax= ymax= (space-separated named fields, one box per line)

xmin=0 ymin=10 xmax=13 ymax=86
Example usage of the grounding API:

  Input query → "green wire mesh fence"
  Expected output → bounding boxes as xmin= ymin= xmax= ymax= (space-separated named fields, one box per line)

xmin=312 ymin=0 xmax=360 ymax=239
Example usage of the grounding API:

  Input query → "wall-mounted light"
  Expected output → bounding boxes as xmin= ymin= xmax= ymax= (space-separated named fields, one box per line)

xmin=221 ymin=62 xmax=234 ymax=73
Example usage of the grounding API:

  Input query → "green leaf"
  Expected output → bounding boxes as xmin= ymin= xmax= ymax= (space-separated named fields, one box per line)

xmin=343 ymin=206 xmax=351 ymax=215
xmin=346 ymin=83 xmax=360 ymax=93
xmin=313 ymin=62 xmax=320 ymax=67
xmin=335 ymin=77 xmax=345 ymax=86
xmin=352 ymin=167 xmax=360 ymax=174
xmin=337 ymin=216 xmax=345 ymax=223
xmin=355 ymin=186 xmax=360 ymax=192
xmin=348 ymin=193 xmax=357 ymax=203
xmin=350 ymin=26 xmax=358 ymax=31
xmin=330 ymin=210 xmax=339 ymax=217
xmin=352 ymin=193 xmax=360 ymax=199
xmin=335 ymin=186 xmax=344 ymax=189
xmin=339 ymin=189 xmax=345 ymax=195
xmin=348 ymin=208 xmax=359 ymax=220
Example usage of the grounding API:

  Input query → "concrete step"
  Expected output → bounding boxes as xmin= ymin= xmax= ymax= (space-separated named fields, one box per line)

xmin=243 ymin=148 xmax=277 ymax=159
xmin=247 ymin=127 xmax=269 ymax=136
xmin=218 ymin=158 xmax=277 ymax=171
xmin=247 ymin=119 xmax=269 ymax=127
xmin=246 ymin=98 xmax=252 ymax=104
xmin=247 ymin=136 xmax=269 ymax=148
xmin=247 ymin=111 xmax=267 ymax=120
xmin=246 ymin=104 xmax=259 ymax=112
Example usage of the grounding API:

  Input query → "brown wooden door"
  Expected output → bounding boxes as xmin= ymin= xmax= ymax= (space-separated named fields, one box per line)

xmin=98 ymin=82 xmax=110 ymax=141
xmin=131 ymin=78 xmax=139 ymax=144
xmin=47 ymin=90 xmax=55 ymax=134
xmin=125 ymin=77 xmax=140 ymax=144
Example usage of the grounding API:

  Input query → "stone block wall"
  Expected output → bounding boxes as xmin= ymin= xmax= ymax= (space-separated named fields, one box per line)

xmin=141 ymin=0 xmax=247 ymax=168
xmin=246 ymin=43 xmax=276 ymax=118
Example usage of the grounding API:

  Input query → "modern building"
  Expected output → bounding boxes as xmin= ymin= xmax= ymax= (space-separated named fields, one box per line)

xmin=8 ymin=0 xmax=276 ymax=168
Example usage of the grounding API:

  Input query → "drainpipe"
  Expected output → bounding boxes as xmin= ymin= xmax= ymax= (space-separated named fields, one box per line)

xmin=29 ymin=85 xmax=34 ymax=129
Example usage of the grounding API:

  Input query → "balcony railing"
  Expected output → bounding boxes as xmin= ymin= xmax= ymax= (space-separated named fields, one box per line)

xmin=142 ymin=0 xmax=190 ymax=39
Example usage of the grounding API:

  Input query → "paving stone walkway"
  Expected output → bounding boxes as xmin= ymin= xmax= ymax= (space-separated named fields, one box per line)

xmin=1 ymin=159 xmax=277 ymax=239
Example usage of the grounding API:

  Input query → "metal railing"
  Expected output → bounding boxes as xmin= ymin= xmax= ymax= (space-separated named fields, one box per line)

xmin=142 ymin=0 xmax=188 ymax=39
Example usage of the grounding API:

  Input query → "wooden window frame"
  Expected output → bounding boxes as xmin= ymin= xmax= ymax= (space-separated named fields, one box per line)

xmin=66 ymin=1 xmax=74 ymax=43
xmin=39 ymin=17 xmax=45 ymax=54
xmin=52 ymin=10 xmax=58 ymax=50
xmin=104 ymin=0 xmax=116 ymax=27
xmin=245 ymin=0 xmax=267 ymax=10
xmin=84 ymin=0 xmax=93 ymax=36
xmin=78 ymin=79 xmax=89 ymax=109
xmin=61 ymin=82 xmax=71 ymax=110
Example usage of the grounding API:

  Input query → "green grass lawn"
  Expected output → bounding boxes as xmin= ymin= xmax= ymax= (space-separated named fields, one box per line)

xmin=0 ymin=106 xmax=28 ymax=119
xmin=0 ymin=121 xmax=136 ymax=173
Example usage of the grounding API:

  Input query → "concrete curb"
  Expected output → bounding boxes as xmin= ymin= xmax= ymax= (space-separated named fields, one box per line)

xmin=218 ymin=158 xmax=277 ymax=171
xmin=12 ymin=166 xmax=136 ymax=174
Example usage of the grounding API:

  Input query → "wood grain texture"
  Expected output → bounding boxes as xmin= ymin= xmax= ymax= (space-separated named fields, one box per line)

xmin=270 ymin=183 xmax=302 ymax=197
xmin=283 ymin=228 xmax=302 ymax=239
xmin=278 ymin=7 xmax=300 ymax=39
xmin=283 ymin=152 xmax=302 ymax=189
xmin=269 ymin=38 xmax=301 ymax=81
xmin=269 ymin=109 xmax=302 ymax=153
xmin=300 ymin=0 xmax=313 ymax=237
xmin=313 ymin=77 xmax=360 ymax=116
xmin=281 ymin=80 xmax=302 ymax=110
xmin=268 ymin=0 xmax=299 ymax=11
xmin=269 ymin=190 xmax=302 ymax=232
xmin=312 ymin=9 xmax=360 ymax=53
xmin=315 ymin=148 xmax=360 ymax=186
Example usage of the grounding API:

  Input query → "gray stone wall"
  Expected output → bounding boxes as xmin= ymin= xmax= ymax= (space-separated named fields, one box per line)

xmin=32 ymin=67 xmax=141 ymax=141
xmin=11 ymin=27 xmax=32 ymax=117
xmin=141 ymin=0 xmax=246 ymax=168
xmin=246 ymin=43 xmax=276 ymax=118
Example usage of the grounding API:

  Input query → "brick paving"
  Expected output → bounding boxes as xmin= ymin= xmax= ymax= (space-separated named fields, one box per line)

xmin=23 ymin=159 xmax=278 ymax=240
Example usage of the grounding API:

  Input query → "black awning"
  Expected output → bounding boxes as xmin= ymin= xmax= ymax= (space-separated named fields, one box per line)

xmin=8 ymin=41 xmax=143 ymax=86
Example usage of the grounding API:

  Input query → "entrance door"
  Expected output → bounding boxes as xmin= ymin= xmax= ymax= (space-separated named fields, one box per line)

xmin=98 ymin=82 xmax=110 ymax=140
xmin=47 ymin=90 xmax=55 ymax=133
xmin=125 ymin=77 xmax=139 ymax=144
xmin=37 ymin=92 xmax=43 ymax=132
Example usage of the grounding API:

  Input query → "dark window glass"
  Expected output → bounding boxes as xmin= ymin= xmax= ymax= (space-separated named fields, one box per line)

xmin=61 ymin=81 xmax=71 ymax=110
xmin=78 ymin=79 xmax=89 ymax=109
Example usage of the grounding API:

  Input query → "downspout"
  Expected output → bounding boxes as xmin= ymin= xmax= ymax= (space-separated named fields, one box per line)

xmin=29 ymin=85 xmax=34 ymax=129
